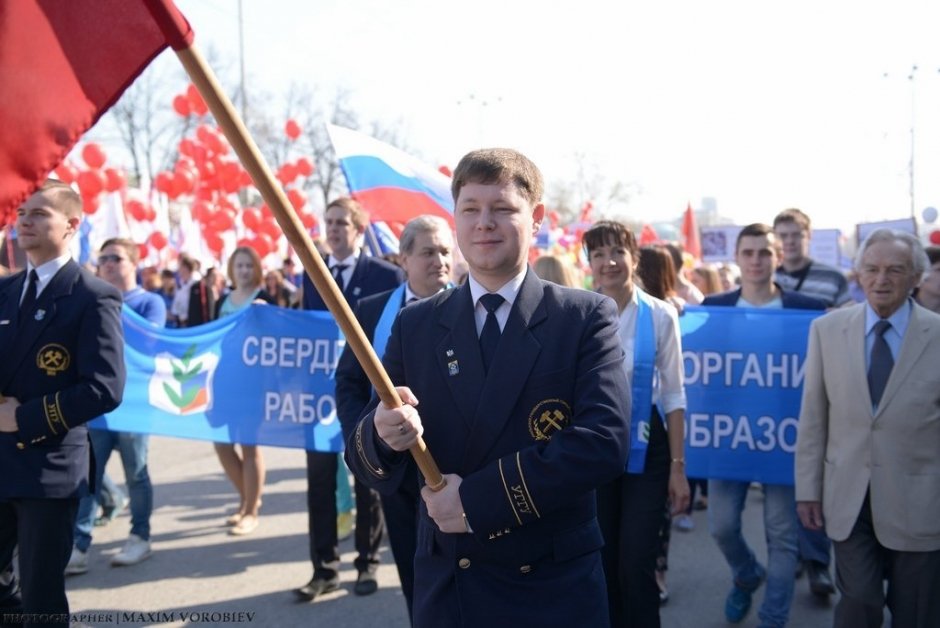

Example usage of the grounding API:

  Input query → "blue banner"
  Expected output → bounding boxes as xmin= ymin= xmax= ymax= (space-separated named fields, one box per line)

xmin=91 ymin=305 xmax=345 ymax=452
xmin=680 ymin=306 xmax=823 ymax=485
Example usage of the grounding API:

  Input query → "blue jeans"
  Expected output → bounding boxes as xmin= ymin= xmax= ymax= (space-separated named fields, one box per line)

xmin=708 ymin=480 xmax=798 ymax=627
xmin=74 ymin=429 xmax=152 ymax=551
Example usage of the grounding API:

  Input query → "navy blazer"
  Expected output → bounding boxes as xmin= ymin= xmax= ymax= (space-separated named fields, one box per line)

xmin=335 ymin=287 xmax=406 ymax=439
xmin=347 ymin=269 xmax=630 ymax=627
xmin=302 ymin=251 xmax=404 ymax=312
xmin=703 ymin=283 xmax=827 ymax=310
xmin=0 ymin=260 xmax=125 ymax=499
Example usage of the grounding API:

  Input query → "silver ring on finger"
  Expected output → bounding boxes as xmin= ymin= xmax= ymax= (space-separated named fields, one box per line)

xmin=398 ymin=423 xmax=406 ymax=435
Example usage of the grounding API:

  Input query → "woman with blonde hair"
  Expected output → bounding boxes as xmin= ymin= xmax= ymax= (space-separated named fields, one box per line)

xmin=215 ymin=246 xmax=275 ymax=535
xmin=533 ymin=253 xmax=582 ymax=287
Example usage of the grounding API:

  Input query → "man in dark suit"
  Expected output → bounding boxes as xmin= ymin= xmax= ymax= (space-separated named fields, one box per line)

xmin=335 ymin=215 xmax=454 ymax=620
xmin=346 ymin=149 xmax=631 ymax=627
xmin=702 ymin=223 xmax=825 ymax=627
xmin=295 ymin=197 xmax=405 ymax=601
xmin=0 ymin=180 xmax=125 ymax=625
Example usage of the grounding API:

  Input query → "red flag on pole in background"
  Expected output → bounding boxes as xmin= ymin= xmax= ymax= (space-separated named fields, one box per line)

xmin=681 ymin=201 xmax=702 ymax=259
xmin=639 ymin=223 xmax=659 ymax=245
xmin=0 ymin=0 xmax=192 ymax=216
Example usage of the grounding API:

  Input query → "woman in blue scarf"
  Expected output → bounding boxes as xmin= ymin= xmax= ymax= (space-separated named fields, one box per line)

xmin=583 ymin=221 xmax=691 ymax=628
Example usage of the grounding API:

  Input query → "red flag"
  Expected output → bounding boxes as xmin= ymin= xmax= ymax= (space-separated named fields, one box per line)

xmin=639 ymin=223 xmax=659 ymax=245
xmin=0 ymin=0 xmax=192 ymax=215
xmin=681 ymin=202 xmax=702 ymax=259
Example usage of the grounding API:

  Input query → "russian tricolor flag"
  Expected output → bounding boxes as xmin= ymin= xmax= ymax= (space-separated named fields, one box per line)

xmin=327 ymin=124 xmax=454 ymax=226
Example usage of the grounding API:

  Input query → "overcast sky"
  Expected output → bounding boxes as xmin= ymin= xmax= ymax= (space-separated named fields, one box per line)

xmin=165 ymin=0 xmax=940 ymax=234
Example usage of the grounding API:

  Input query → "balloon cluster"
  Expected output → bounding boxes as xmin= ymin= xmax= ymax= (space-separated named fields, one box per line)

xmin=157 ymin=95 xmax=317 ymax=259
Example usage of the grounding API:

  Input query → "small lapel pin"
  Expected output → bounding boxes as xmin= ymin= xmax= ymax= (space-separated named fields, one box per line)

xmin=446 ymin=349 xmax=454 ymax=357
xmin=448 ymin=360 xmax=459 ymax=376
xmin=352 ymin=287 xmax=361 ymax=297
xmin=34 ymin=309 xmax=45 ymax=321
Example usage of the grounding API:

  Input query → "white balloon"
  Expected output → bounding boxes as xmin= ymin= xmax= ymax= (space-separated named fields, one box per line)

xmin=923 ymin=206 xmax=938 ymax=223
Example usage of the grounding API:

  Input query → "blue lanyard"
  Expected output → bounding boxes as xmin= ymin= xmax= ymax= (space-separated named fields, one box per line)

xmin=372 ymin=284 xmax=407 ymax=360
xmin=627 ymin=288 xmax=656 ymax=474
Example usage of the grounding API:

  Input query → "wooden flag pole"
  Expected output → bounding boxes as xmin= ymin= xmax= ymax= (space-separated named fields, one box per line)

xmin=172 ymin=43 xmax=445 ymax=491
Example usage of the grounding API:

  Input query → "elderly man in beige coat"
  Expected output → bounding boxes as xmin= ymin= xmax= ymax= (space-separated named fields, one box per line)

xmin=795 ymin=228 xmax=940 ymax=628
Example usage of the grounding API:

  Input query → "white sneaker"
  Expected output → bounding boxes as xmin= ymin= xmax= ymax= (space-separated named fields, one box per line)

xmin=65 ymin=547 xmax=89 ymax=575
xmin=111 ymin=534 xmax=152 ymax=566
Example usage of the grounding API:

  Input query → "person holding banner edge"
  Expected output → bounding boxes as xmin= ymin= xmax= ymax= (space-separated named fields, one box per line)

xmin=337 ymin=215 xmax=455 ymax=619
xmin=703 ymin=223 xmax=825 ymax=627
xmin=584 ymin=222 xmax=690 ymax=627
xmin=347 ymin=148 xmax=630 ymax=627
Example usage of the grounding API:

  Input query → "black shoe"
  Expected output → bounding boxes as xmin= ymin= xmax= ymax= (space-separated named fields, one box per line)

xmin=806 ymin=561 xmax=835 ymax=596
xmin=354 ymin=571 xmax=378 ymax=596
xmin=294 ymin=575 xmax=340 ymax=601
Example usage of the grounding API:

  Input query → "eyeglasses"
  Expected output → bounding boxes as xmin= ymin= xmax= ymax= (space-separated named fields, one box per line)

xmin=98 ymin=254 xmax=126 ymax=264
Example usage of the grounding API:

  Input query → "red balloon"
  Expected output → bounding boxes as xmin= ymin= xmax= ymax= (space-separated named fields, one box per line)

xmin=178 ymin=138 xmax=197 ymax=157
xmin=54 ymin=162 xmax=79 ymax=184
xmin=138 ymin=243 xmax=150 ymax=260
xmin=149 ymin=231 xmax=168 ymax=251
xmin=295 ymin=157 xmax=314 ymax=177
xmin=81 ymin=143 xmax=107 ymax=169
xmin=173 ymin=170 xmax=196 ymax=196
xmin=300 ymin=211 xmax=316 ymax=229
xmin=145 ymin=205 xmax=157 ymax=222
xmin=81 ymin=194 xmax=100 ymax=215
xmin=252 ymin=233 xmax=274 ymax=257
xmin=154 ymin=171 xmax=174 ymax=195
xmin=930 ymin=229 xmax=940 ymax=245
xmin=191 ymin=201 xmax=211 ymax=224
xmin=205 ymin=231 xmax=224 ymax=254
xmin=260 ymin=217 xmax=281 ymax=241
xmin=126 ymin=199 xmax=147 ymax=221
xmin=287 ymin=188 xmax=307 ymax=210
xmin=196 ymin=125 xmax=214 ymax=145
xmin=285 ymin=119 xmax=302 ymax=140
xmin=210 ymin=210 xmax=235 ymax=233
xmin=76 ymin=169 xmax=104 ymax=197
xmin=277 ymin=163 xmax=297 ymax=185
xmin=236 ymin=237 xmax=254 ymax=250
xmin=242 ymin=207 xmax=262 ymax=232
xmin=172 ymin=94 xmax=191 ymax=117
xmin=438 ymin=165 xmax=452 ymax=177
xmin=187 ymin=84 xmax=209 ymax=117
xmin=259 ymin=204 xmax=272 ymax=219
xmin=104 ymin=168 xmax=126 ymax=193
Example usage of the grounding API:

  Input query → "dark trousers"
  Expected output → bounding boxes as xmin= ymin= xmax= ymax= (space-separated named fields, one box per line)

xmin=305 ymin=451 xmax=382 ymax=578
xmin=597 ymin=410 xmax=670 ymax=628
xmin=380 ymin=460 xmax=420 ymax=623
xmin=0 ymin=498 xmax=78 ymax=627
xmin=833 ymin=492 xmax=940 ymax=628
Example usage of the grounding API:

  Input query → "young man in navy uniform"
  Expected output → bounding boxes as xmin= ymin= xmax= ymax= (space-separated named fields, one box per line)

xmin=0 ymin=180 xmax=125 ymax=624
xmin=295 ymin=197 xmax=405 ymax=601
xmin=346 ymin=149 xmax=631 ymax=627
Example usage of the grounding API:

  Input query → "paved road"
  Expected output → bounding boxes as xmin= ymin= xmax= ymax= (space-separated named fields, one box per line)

xmin=68 ymin=436 xmax=836 ymax=627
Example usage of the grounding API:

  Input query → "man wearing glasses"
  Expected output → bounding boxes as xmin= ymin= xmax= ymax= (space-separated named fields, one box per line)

xmin=66 ymin=238 xmax=164 ymax=576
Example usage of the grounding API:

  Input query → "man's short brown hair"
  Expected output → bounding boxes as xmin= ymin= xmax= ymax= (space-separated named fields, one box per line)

xmin=100 ymin=237 xmax=140 ymax=265
xmin=326 ymin=197 xmax=369 ymax=231
xmin=736 ymin=223 xmax=775 ymax=252
xmin=773 ymin=208 xmax=811 ymax=232
xmin=450 ymin=148 xmax=543 ymax=206
xmin=37 ymin=179 xmax=82 ymax=219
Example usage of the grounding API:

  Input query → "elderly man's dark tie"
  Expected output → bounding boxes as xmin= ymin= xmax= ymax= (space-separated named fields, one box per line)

xmin=331 ymin=264 xmax=348 ymax=293
xmin=479 ymin=293 xmax=504 ymax=373
xmin=19 ymin=270 xmax=39 ymax=321
xmin=868 ymin=319 xmax=893 ymax=407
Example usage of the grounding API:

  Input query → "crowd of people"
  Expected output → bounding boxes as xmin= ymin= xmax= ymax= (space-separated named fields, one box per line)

xmin=1 ymin=154 xmax=939 ymax=627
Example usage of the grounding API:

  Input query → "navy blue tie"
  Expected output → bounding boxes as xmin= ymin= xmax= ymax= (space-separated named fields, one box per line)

xmin=19 ymin=270 xmax=39 ymax=321
xmin=478 ymin=293 xmax=504 ymax=373
xmin=331 ymin=264 xmax=348 ymax=293
xmin=868 ymin=320 xmax=893 ymax=407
